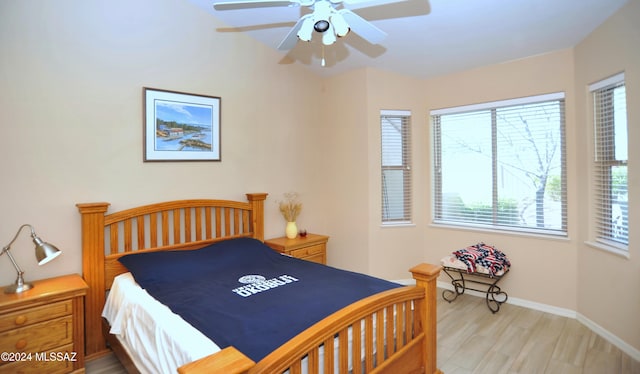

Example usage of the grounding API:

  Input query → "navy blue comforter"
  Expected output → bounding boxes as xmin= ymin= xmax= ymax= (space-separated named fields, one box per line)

xmin=119 ymin=238 xmax=400 ymax=362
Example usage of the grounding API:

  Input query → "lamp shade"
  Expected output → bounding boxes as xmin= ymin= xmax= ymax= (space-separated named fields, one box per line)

xmin=33 ymin=236 xmax=62 ymax=265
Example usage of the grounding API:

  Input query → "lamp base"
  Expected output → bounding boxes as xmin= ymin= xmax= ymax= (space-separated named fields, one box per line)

xmin=4 ymin=281 xmax=34 ymax=294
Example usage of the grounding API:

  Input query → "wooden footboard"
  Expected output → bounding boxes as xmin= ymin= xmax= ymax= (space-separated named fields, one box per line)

xmin=178 ymin=263 xmax=442 ymax=374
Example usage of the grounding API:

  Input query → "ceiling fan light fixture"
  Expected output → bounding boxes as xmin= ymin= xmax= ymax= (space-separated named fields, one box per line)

xmin=313 ymin=19 xmax=330 ymax=33
xmin=331 ymin=13 xmax=350 ymax=37
xmin=322 ymin=23 xmax=336 ymax=45
xmin=297 ymin=17 xmax=314 ymax=42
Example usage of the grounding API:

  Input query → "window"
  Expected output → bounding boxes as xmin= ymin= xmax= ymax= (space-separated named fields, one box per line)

xmin=590 ymin=73 xmax=628 ymax=249
xmin=381 ymin=110 xmax=412 ymax=224
xmin=431 ymin=93 xmax=566 ymax=235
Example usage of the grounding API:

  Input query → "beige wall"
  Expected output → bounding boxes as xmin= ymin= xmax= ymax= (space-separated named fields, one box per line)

xmin=419 ymin=49 xmax=579 ymax=310
xmin=0 ymin=0 xmax=324 ymax=285
xmin=321 ymin=2 xmax=639 ymax=354
xmin=318 ymin=68 xmax=430 ymax=279
xmin=365 ymin=69 xmax=432 ymax=279
xmin=340 ymin=49 xmax=581 ymax=307
xmin=315 ymin=70 xmax=371 ymax=273
xmin=574 ymin=0 xmax=640 ymax=355
xmin=321 ymin=49 xmax=582 ymax=310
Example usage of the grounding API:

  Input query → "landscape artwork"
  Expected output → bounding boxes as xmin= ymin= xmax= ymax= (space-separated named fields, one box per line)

xmin=144 ymin=88 xmax=221 ymax=161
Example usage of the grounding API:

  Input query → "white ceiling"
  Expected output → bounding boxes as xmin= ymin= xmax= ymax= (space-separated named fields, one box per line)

xmin=188 ymin=0 xmax=628 ymax=79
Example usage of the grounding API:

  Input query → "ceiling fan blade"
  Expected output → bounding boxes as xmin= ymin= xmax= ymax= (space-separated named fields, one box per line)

xmin=342 ymin=0 xmax=407 ymax=10
xmin=339 ymin=9 xmax=387 ymax=44
xmin=277 ymin=14 xmax=313 ymax=50
xmin=213 ymin=0 xmax=300 ymax=11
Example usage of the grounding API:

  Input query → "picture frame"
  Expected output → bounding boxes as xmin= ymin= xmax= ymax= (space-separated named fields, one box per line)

xmin=143 ymin=87 xmax=221 ymax=162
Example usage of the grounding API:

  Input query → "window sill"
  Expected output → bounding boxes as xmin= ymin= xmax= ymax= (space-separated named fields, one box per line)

xmin=429 ymin=222 xmax=569 ymax=242
xmin=381 ymin=222 xmax=416 ymax=228
xmin=585 ymin=241 xmax=630 ymax=259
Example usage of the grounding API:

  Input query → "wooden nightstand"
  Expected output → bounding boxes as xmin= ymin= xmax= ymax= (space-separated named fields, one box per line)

xmin=264 ymin=234 xmax=329 ymax=264
xmin=0 ymin=274 xmax=88 ymax=373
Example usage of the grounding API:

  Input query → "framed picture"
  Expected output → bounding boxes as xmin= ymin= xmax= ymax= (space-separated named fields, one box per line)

xmin=143 ymin=87 xmax=221 ymax=161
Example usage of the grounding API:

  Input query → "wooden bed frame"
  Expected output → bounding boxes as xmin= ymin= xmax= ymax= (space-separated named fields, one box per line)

xmin=77 ymin=193 xmax=442 ymax=374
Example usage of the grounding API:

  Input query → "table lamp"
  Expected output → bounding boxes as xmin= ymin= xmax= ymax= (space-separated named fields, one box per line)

xmin=1 ymin=224 xmax=62 ymax=294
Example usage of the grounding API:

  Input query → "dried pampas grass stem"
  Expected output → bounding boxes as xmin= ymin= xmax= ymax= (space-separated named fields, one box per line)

xmin=279 ymin=192 xmax=302 ymax=222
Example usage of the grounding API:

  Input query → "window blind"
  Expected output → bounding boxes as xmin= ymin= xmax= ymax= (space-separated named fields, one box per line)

xmin=431 ymin=94 xmax=567 ymax=235
xmin=590 ymin=73 xmax=628 ymax=248
xmin=381 ymin=110 xmax=412 ymax=223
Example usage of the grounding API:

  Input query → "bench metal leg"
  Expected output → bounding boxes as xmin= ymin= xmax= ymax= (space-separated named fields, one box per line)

xmin=442 ymin=267 xmax=509 ymax=313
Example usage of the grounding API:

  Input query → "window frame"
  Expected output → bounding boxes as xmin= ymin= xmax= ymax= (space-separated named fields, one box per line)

xmin=380 ymin=110 xmax=412 ymax=225
xmin=589 ymin=72 xmax=628 ymax=252
xmin=430 ymin=92 xmax=567 ymax=236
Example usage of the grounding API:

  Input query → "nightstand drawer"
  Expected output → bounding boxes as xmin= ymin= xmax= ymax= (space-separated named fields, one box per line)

xmin=0 ymin=300 xmax=72 ymax=333
xmin=289 ymin=244 xmax=324 ymax=258
xmin=0 ymin=315 xmax=73 ymax=353
xmin=264 ymin=234 xmax=329 ymax=265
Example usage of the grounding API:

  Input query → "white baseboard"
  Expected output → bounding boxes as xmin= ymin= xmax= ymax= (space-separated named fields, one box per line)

xmin=577 ymin=312 xmax=640 ymax=361
xmin=435 ymin=280 xmax=574 ymax=317
xmin=391 ymin=278 xmax=640 ymax=361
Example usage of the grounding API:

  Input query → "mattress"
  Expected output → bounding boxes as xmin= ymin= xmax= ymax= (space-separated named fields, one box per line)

xmin=103 ymin=273 xmax=394 ymax=373
xmin=116 ymin=237 xmax=399 ymax=363
xmin=102 ymin=272 xmax=221 ymax=374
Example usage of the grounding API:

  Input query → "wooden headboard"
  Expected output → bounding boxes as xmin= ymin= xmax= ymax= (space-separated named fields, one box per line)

xmin=76 ymin=193 xmax=268 ymax=359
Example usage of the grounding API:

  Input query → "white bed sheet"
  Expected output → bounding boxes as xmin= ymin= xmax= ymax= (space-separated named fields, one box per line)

xmin=102 ymin=272 xmax=221 ymax=374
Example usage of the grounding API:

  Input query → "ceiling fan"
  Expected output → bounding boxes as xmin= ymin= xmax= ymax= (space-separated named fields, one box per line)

xmin=212 ymin=0 xmax=398 ymax=50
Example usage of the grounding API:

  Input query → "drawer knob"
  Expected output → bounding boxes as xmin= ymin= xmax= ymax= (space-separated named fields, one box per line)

xmin=14 ymin=315 xmax=27 ymax=325
xmin=15 ymin=339 xmax=27 ymax=350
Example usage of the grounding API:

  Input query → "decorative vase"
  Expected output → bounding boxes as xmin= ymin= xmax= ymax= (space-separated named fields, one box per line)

xmin=285 ymin=221 xmax=298 ymax=239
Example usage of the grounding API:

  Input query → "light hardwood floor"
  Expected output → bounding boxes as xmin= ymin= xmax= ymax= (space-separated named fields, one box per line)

xmin=85 ymin=353 xmax=127 ymax=374
xmin=86 ymin=290 xmax=640 ymax=374
xmin=437 ymin=292 xmax=640 ymax=374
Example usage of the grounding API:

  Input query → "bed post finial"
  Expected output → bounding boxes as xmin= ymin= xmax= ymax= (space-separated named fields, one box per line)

xmin=76 ymin=202 xmax=110 ymax=359
xmin=410 ymin=263 xmax=443 ymax=374
xmin=246 ymin=193 xmax=267 ymax=241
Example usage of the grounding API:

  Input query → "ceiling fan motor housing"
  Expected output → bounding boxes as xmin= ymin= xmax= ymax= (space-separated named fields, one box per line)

xmin=312 ymin=1 xmax=333 ymax=33
xmin=306 ymin=0 xmax=349 ymax=44
xmin=314 ymin=19 xmax=330 ymax=32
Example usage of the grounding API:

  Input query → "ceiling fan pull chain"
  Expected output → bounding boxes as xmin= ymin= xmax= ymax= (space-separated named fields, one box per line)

xmin=321 ymin=44 xmax=326 ymax=67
